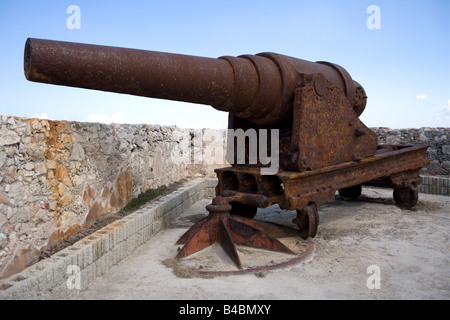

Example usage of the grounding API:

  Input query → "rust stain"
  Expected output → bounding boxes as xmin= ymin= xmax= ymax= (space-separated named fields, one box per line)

xmin=46 ymin=223 xmax=87 ymax=249
xmin=40 ymin=120 xmax=75 ymax=227
xmin=85 ymin=201 xmax=106 ymax=222
xmin=84 ymin=167 xmax=133 ymax=223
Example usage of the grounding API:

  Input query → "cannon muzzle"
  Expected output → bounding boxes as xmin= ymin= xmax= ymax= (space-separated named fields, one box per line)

xmin=25 ymin=38 xmax=366 ymax=126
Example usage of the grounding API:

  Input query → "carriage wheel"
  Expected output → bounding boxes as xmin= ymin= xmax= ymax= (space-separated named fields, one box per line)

xmin=393 ymin=186 xmax=418 ymax=209
xmin=293 ymin=202 xmax=319 ymax=239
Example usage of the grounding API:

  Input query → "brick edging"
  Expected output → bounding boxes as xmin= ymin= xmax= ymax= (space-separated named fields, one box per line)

xmin=418 ymin=175 xmax=449 ymax=196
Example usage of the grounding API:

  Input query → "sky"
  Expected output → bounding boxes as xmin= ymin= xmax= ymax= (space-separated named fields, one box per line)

xmin=0 ymin=0 xmax=449 ymax=129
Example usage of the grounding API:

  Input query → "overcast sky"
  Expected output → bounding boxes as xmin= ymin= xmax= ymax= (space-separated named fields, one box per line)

xmin=0 ymin=0 xmax=448 ymax=129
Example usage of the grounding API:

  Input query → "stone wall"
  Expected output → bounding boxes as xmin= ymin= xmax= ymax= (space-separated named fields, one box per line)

xmin=371 ymin=127 xmax=449 ymax=176
xmin=0 ymin=115 xmax=226 ymax=279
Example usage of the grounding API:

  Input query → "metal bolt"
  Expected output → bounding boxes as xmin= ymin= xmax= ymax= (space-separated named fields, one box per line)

xmin=313 ymin=75 xmax=327 ymax=97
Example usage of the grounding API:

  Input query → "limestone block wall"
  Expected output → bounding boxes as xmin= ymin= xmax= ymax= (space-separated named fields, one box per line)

xmin=0 ymin=115 xmax=226 ymax=279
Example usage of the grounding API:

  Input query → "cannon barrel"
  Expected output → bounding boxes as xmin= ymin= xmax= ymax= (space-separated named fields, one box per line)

xmin=24 ymin=38 xmax=366 ymax=126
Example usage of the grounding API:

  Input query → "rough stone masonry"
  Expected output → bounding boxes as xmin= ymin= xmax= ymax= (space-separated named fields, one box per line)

xmin=0 ymin=115 xmax=226 ymax=279
xmin=0 ymin=115 xmax=448 ymax=279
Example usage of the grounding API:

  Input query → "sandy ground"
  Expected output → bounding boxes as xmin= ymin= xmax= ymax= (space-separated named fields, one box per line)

xmin=74 ymin=187 xmax=449 ymax=300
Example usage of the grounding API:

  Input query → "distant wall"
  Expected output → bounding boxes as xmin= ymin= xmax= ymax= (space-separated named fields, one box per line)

xmin=372 ymin=127 xmax=449 ymax=176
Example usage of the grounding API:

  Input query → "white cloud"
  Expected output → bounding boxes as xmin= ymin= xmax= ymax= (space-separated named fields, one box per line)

xmin=139 ymin=115 xmax=157 ymax=125
xmin=432 ymin=99 xmax=450 ymax=122
xmin=31 ymin=113 xmax=49 ymax=119
xmin=87 ymin=112 xmax=130 ymax=124
xmin=416 ymin=94 xmax=427 ymax=100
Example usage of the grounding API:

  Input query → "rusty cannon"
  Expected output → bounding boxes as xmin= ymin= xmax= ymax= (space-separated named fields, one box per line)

xmin=24 ymin=38 xmax=429 ymax=269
